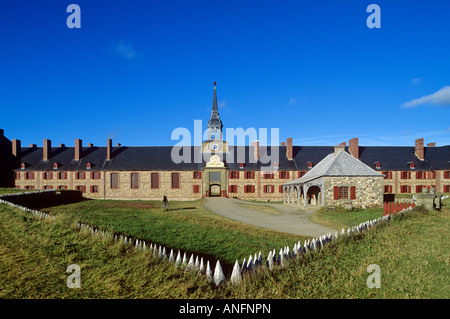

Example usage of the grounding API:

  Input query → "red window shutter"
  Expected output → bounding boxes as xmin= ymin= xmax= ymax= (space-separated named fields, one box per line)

xmin=334 ymin=186 xmax=339 ymax=200
xmin=252 ymin=171 xmax=255 ymax=179
xmin=31 ymin=172 xmax=35 ymax=179
xmin=286 ymin=172 xmax=289 ymax=179
xmin=229 ymin=171 xmax=232 ymax=178
xmin=252 ymin=185 xmax=255 ymax=193
xmin=271 ymin=186 xmax=275 ymax=193
xmin=407 ymin=172 xmax=411 ymax=179
xmin=350 ymin=186 xmax=356 ymax=199
xmin=407 ymin=186 xmax=411 ymax=193
xmin=236 ymin=171 xmax=239 ymax=179
xmin=49 ymin=172 xmax=53 ymax=179
xmin=199 ymin=172 xmax=202 ymax=179
xmin=83 ymin=172 xmax=86 ymax=179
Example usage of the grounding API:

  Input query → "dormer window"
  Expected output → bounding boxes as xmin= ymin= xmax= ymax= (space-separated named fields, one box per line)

xmin=21 ymin=162 xmax=26 ymax=169
xmin=86 ymin=162 xmax=92 ymax=170
xmin=53 ymin=162 xmax=59 ymax=170
xmin=409 ymin=162 xmax=415 ymax=169
xmin=239 ymin=163 xmax=244 ymax=168
xmin=375 ymin=162 xmax=381 ymax=169
xmin=307 ymin=161 xmax=313 ymax=169
xmin=273 ymin=161 xmax=279 ymax=169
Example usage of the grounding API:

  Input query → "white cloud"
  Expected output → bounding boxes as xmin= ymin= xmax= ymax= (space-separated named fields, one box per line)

xmin=109 ymin=39 xmax=141 ymax=61
xmin=288 ymin=98 xmax=298 ymax=106
xmin=411 ymin=77 xmax=423 ymax=85
xmin=402 ymin=86 xmax=450 ymax=108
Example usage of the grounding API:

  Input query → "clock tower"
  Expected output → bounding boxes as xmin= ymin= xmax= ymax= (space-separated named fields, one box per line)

xmin=202 ymin=82 xmax=229 ymax=197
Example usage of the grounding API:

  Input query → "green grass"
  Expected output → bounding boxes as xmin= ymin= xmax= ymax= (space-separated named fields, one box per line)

xmin=310 ymin=206 xmax=384 ymax=230
xmin=44 ymin=199 xmax=303 ymax=265
xmin=1 ymin=192 xmax=448 ymax=298
xmin=0 ymin=187 xmax=32 ymax=195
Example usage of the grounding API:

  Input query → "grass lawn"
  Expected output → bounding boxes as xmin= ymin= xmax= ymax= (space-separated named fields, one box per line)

xmin=310 ymin=206 xmax=385 ymax=230
xmin=1 ymin=188 xmax=448 ymax=299
xmin=44 ymin=198 xmax=304 ymax=266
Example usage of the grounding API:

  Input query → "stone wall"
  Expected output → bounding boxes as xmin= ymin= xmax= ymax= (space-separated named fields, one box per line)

xmin=324 ymin=176 xmax=384 ymax=208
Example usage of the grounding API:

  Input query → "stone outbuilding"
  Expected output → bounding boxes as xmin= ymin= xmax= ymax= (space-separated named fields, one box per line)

xmin=282 ymin=145 xmax=384 ymax=208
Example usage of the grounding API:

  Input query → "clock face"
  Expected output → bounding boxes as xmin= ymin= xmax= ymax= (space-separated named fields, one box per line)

xmin=212 ymin=143 xmax=219 ymax=151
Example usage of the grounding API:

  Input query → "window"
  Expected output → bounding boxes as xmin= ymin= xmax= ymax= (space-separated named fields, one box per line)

xmin=171 ymin=173 xmax=180 ymax=189
xmin=400 ymin=185 xmax=411 ymax=193
xmin=15 ymin=172 xmax=20 ymax=180
xmin=57 ymin=185 xmax=68 ymax=190
xmin=193 ymin=185 xmax=200 ymax=193
xmin=229 ymin=171 xmax=239 ymax=179
xmin=298 ymin=171 xmax=306 ymax=178
xmin=131 ymin=173 xmax=139 ymax=189
xmin=91 ymin=171 xmax=101 ymax=179
xmin=42 ymin=172 xmax=53 ymax=180
xmin=151 ymin=173 xmax=159 ymax=189
xmin=25 ymin=185 xmax=35 ymax=189
xmin=76 ymin=172 xmax=86 ymax=180
xmin=444 ymin=171 xmax=450 ymax=179
xmin=443 ymin=185 xmax=450 ymax=193
xmin=263 ymin=185 xmax=274 ymax=193
xmin=229 ymin=185 xmax=238 ymax=193
xmin=416 ymin=172 xmax=424 ymax=180
xmin=76 ymin=185 xmax=86 ymax=193
xmin=416 ymin=185 xmax=423 ymax=193
xmin=57 ymin=172 xmax=67 ymax=180
xmin=382 ymin=171 xmax=392 ymax=179
xmin=333 ymin=186 xmax=356 ymax=200
xmin=427 ymin=171 xmax=436 ymax=179
xmin=193 ymin=171 xmax=202 ymax=179
xmin=90 ymin=185 xmax=99 ymax=193
xmin=279 ymin=171 xmax=289 ymax=179
xmin=244 ymin=185 xmax=255 ymax=193
xmin=25 ymin=172 xmax=35 ymax=180
xmin=43 ymin=185 xmax=53 ymax=190
xmin=339 ymin=186 xmax=349 ymax=199
xmin=400 ymin=171 xmax=411 ymax=179
xmin=244 ymin=171 xmax=255 ymax=179
xmin=384 ymin=185 xmax=393 ymax=193
xmin=263 ymin=172 xmax=274 ymax=179
xmin=110 ymin=173 xmax=119 ymax=189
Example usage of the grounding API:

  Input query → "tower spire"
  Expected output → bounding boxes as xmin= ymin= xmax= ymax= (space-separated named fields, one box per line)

xmin=207 ymin=81 xmax=223 ymax=140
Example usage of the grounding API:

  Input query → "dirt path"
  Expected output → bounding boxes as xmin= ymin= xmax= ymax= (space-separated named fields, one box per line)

xmin=203 ymin=198 xmax=336 ymax=237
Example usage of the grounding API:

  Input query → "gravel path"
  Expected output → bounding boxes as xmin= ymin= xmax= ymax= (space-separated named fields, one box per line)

xmin=203 ymin=197 xmax=336 ymax=237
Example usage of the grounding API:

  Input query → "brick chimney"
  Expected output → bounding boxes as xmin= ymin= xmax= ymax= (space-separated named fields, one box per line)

xmin=349 ymin=138 xmax=359 ymax=159
xmin=107 ymin=138 xmax=112 ymax=161
xmin=334 ymin=144 xmax=345 ymax=156
xmin=43 ymin=139 xmax=51 ymax=161
xmin=75 ymin=139 xmax=82 ymax=161
xmin=12 ymin=139 xmax=21 ymax=158
xmin=252 ymin=140 xmax=260 ymax=162
xmin=415 ymin=138 xmax=424 ymax=161
xmin=427 ymin=142 xmax=436 ymax=147
xmin=286 ymin=138 xmax=293 ymax=160
xmin=280 ymin=142 xmax=286 ymax=146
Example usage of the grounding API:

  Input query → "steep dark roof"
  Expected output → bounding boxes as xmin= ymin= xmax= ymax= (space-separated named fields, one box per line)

xmin=15 ymin=144 xmax=450 ymax=172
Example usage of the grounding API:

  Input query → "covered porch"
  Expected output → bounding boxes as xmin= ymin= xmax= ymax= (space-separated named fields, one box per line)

xmin=282 ymin=177 xmax=325 ymax=208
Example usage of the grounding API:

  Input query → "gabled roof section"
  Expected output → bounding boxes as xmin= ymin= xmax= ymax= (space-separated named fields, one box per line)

xmin=285 ymin=150 xmax=383 ymax=185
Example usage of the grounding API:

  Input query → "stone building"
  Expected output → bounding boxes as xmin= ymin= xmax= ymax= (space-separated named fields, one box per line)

xmin=282 ymin=145 xmax=384 ymax=208
xmin=2 ymin=83 xmax=450 ymax=203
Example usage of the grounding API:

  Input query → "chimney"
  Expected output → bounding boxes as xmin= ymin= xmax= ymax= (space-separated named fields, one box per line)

xmin=29 ymin=144 xmax=36 ymax=148
xmin=107 ymin=138 xmax=112 ymax=161
xmin=349 ymin=138 xmax=359 ymax=159
xmin=43 ymin=139 xmax=51 ymax=161
xmin=286 ymin=138 xmax=293 ymax=160
xmin=415 ymin=138 xmax=424 ymax=161
xmin=339 ymin=142 xmax=346 ymax=146
xmin=280 ymin=142 xmax=286 ymax=146
xmin=12 ymin=139 xmax=21 ymax=158
xmin=252 ymin=140 xmax=260 ymax=162
xmin=0 ymin=129 xmax=4 ymax=136
xmin=427 ymin=142 xmax=436 ymax=147
xmin=75 ymin=139 xmax=82 ymax=161
xmin=59 ymin=143 xmax=65 ymax=148
xmin=334 ymin=144 xmax=345 ymax=156
xmin=88 ymin=143 xmax=93 ymax=147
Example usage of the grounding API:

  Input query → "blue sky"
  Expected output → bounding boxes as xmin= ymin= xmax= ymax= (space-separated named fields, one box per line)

xmin=1 ymin=0 xmax=449 ymax=148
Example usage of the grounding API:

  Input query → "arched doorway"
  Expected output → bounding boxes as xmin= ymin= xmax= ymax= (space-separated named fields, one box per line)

xmin=306 ymin=186 xmax=321 ymax=205
xmin=209 ymin=184 xmax=221 ymax=197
